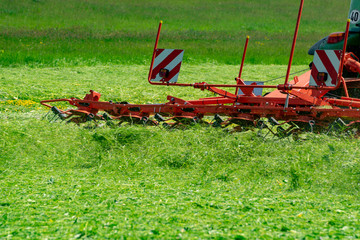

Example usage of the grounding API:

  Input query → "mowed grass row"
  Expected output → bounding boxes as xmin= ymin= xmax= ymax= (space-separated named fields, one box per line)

xmin=1 ymin=0 xmax=359 ymax=238
xmin=1 ymin=64 xmax=360 ymax=238
xmin=1 ymin=119 xmax=360 ymax=239
xmin=0 ymin=0 xmax=351 ymax=66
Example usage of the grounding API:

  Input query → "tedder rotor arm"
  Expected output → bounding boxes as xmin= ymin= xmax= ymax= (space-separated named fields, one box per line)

xmin=40 ymin=98 xmax=73 ymax=109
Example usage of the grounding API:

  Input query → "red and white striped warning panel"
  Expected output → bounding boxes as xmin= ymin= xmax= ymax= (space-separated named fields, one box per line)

xmin=150 ymin=49 xmax=184 ymax=83
xmin=309 ymin=50 xmax=341 ymax=87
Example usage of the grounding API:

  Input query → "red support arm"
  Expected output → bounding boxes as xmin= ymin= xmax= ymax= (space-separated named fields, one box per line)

xmin=148 ymin=21 xmax=163 ymax=84
xmin=284 ymin=0 xmax=304 ymax=85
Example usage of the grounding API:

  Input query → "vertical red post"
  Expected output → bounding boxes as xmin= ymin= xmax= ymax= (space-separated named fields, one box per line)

xmin=238 ymin=36 xmax=250 ymax=79
xmin=235 ymin=36 xmax=250 ymax=95
xmin=148 ymin=21 xmax=163 ymax=83
xmin=284 ymin=0 xmax=304 ymax=85
xmin=338 ymin=19 xmax=351 ymax=98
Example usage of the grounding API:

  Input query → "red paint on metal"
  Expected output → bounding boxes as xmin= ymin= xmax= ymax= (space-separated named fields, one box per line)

xmin=335 ymin=50 xmax=342 ymax=59
xmin=316 ymin=50 xmax=339 ymax=85
xmin=155 ymin=48 xmax=165 ymax=56
xmin=151 ymin=49 xmax=184 ymax=79
xmin=284 ymin=0 xmax=304 ymax=85
xmin=148 ymin=21 xmax=163 ymax=83
xmin=235 ymin=36 xmax=250 ymax=96
xmin=310 ymin=64 xmax=321 ymax=86
xmin=163 ymin=62 xmax=182 ymax=82
xmin=339 ymin=20 xmax=351 ymax=97
xmin=238 ymin=36 xmax=249 ymax=79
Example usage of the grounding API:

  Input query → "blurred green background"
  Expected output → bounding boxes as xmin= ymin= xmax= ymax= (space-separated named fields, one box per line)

xmin=0 ymin=0 xmax=351 ymax=66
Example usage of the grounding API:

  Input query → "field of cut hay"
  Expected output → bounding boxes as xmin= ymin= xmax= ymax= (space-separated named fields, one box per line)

xmin=1 ymin=0 xmax=360 ymax=239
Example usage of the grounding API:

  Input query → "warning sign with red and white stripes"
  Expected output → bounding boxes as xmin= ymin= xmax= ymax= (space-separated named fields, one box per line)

xmin=309 ymin=50 xmax=341 ymax=87
xmin=150 ymin=49 xmax=184 ymax=83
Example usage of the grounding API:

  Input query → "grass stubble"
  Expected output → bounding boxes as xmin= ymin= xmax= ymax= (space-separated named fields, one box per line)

xmin=1 ymin=0 xmax=360 ymax=238
xmin=1 ymin=64 xmax=360 ymax=238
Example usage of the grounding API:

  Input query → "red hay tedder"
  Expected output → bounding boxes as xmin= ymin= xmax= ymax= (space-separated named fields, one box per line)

xmin=41 ymin=0 xmax=360 ymax=137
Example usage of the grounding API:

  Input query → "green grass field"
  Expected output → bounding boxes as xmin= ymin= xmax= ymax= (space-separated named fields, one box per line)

xmin=2 ymin=64 xmax=360 ymax=239
xmin=2 ymin=0 xmax=360 ymax=239
xmin=0 ymin=0 xmax=351 ymax=66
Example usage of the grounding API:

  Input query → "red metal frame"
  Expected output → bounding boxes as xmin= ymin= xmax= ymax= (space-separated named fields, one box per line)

xmin=284 ymin=0 xmax=304 ymax=85
xmin=339 ymin=19 xmax=351 ymax=97
xmin=235 ymin=35 xmax=250 ymax=96
xmin=148 ymin=21 xmax=163 ymax=84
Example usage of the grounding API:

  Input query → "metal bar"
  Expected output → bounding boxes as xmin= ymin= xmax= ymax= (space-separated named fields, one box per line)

xmin=326 ymin=97 xmax=360 ymax=108
xmin=238 ymin=36 xmax=250 ymax=79
xmin=130 ymin=80 xmax=359 ymax=91
xmin=338 ymin=19 xmax=351 ymax=97
xmin=40 ymin=99 xmax=72 ymax=108
xmin=340 ymin=96 xmax=360 ymax=102
xmin=284 ymin=0 xmax=304 ymax=85
xmin=284 ymin=93 xmax=290 ymax=112
xmin=148 ymin=21 xmax=163 ymax=83
xmin=70 ymin=95 xmax=317 ymax=107
xmin=235 ymin=36 xmax=250 ymax=95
